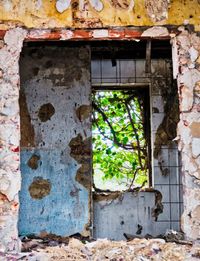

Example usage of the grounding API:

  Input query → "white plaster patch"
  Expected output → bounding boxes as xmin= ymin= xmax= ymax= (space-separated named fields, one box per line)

xmin=177 ymin=33 xmax=191 ymax=51
xmin=177 ymin=123 xmax=192 ymax=145
xmin=182 ymin=153 xmax=199 ymax=175
xmin=0 ymin=123 xmax=19 ymax=146
xmin=89 ymin=0 xmax=104 ymax=12
xmin=60 ymin=30 xmax=73 ymax=40
xmin=0 ymin=28 xmax=26 ymax=252
xmin=56 ymin=0 xmax=71 ymax=13
xmin=3 ymin=0 xmax=12 ymax=12
xmin=93 ymin=29 xmax=109 ymax=38
xmin=4 ymin=28 xmax=27 ymax=53
xmin=141 ymin=27 xmax=169 ymax=38
xmin=189 ymin=46 xmax=199 ymax=63
xmin=1 ymin=96 xmax=19 ymax=117
xmin=179 ymin=69 xmax=200 ymax=91
xmin=0 ymin=173 xmax=10 ymax=192
xmin=192 ymin=138 xmax=200 ymax=158
xmin=28 ymin=30 xmax=51 ymax=40
xmin=35 ymin=0 xmax=42 ymax=10
xmin=180 ymin=85 xmax=193 ymax=111
xmin=0 ymin=152 xmax=20 ymax=172
xmin=171 ymin=37 xmax=179 ymax=79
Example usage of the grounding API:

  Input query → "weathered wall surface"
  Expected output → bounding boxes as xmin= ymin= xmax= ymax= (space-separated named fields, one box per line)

xmin=94 ymin=192 xmax=157 ymax=240
xmin=173 ymin=29 xmax=200 ymax=239
xmin=92 ymin=56 xmax=183 ymax=239
xmin=18 ymin=46 xmax=92 ymax=237
xmin=0 ymin=0 xmax=199 ymax=30
xmin=0 ymin=0 xmax=199 ymax=248
xmin=0 ymin=28 xmax=26 ymax=252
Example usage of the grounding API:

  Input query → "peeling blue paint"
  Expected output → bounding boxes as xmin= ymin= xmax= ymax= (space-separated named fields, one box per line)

xmin=19 ymin=149 xmax=89 ymax=236
xmin=18 ymin=46 xmax=91 ymax=237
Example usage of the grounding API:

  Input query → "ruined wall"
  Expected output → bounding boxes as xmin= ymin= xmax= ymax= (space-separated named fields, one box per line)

xmin=0 ymin=28 xmax=26 ymax=252
xmin=0 ymin=3 xmax=199 ymax=249
xmin=19 ymin=45 xmax=92 ymax=237
xmin=92 ymin=57 xmax=183 ymax=239
xmin=0 ymin=0 xmax=199 ymax=30
xmin=173 ymin=29 xmax=200 ymax=239
xmin=94 ymin=192 xmax=157 ymax=240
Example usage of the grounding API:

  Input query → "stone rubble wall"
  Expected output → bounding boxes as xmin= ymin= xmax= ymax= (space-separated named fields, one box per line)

xmin=0 ymin=28 xmax=27 ymax=252
xmin=174 ymin=28 xmax=200 ymax=239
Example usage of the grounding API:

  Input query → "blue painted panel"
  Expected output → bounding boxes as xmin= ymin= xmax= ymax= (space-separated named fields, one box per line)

xmin=19 ymin=149 xmax=89 ymax=236
xmin=19 ymin=46 xmax=91 ymax=237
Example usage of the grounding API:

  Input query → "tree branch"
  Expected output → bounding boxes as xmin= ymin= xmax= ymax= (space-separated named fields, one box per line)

xmin=92 ymin=101 xmax=139 ymax=150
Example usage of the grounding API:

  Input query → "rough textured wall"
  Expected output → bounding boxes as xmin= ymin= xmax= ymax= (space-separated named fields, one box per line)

xmin=92 ymin=56 xmax=182 ymax=237
xmin=94 ymin=192 xmax=157 ymax=240
xmin=0 ymin=0 xmax=199 ymax=30
xmin=173 ymin=29 xmax=200 ymax=239
xmin=0 ymin=28 xmax=27 ymax=252
xmin=19 ymin=46 xmax=92 ymax=237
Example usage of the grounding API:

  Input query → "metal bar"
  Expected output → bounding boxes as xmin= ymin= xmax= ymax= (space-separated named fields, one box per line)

xmin=145 ymin=40 xmax=151 ymax=73
xmin=92 ymin=82 xmax=149 ymax=90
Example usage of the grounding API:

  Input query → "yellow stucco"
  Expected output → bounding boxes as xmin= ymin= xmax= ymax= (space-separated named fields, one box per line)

xmin=0 ymin=0 xmax=199 ymax=30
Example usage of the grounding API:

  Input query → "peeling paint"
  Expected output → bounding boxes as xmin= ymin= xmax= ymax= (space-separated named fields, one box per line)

xmin=175 ymin=29 xmax=200 ymax=240
xmin=27 ymin=154 xmax=41 ymax=170
xmin=29 ymin=177 xmax=51 ymax=199
xmin=69 ymin=134 xmax=92 ymax=190
xmin=18 ymin=46 xmax=91 ymax=240
xmin=93 ymin=192 xmax=160 ymax=240
xmin=76 ymin=105 xmax=91 ymax=122
xmin=38 ymin=103 xmax=55 ymax=122
xmin=0 ymin=27 xmax=27 ymax=252
xmin=19 ymin=90 xmax=35 ymax=148
xmin=151 ymin=190 xmax=163 ymax=221
xmin=0 ymin=1 xmax=199 ymax=29
xmin=0 ymin=1 xmax=199 ymax=251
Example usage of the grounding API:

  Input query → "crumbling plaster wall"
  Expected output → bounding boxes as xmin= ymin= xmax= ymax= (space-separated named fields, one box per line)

xmin=92 ymin=56 xmax=182 ymax=240
xmin=0 ymin=28 xmax=27 ymax=252
xmin=173 ymin=29 xmax=200 ymax=239
xmin=19 ymin=45 xmax=92 ymax=238
xmin=0 ymin=0 xmax=199 ymax=30
xmin=0 ymin=24 xmax=200 ymax=252
xmin=93 ymin=192 xmax=157 ymax=240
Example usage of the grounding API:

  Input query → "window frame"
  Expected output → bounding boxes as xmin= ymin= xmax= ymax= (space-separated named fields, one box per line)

xmin=91 ymin=82 xmax=152 ymax=189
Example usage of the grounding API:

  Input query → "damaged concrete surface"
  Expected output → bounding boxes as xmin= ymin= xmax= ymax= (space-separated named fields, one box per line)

xmin=0 ymin=28 xmax=27 ymax=252
xmin=92 ymin=55 xmax=182 ymax=233
xmin=173 ymin=28 xmax=200 ymax=240
xmin=0 ymin=0 xmax=200 ymax=29
xmin=0 ymin=11 xmax=199 ymax=253
xmin=93 ymin=191 xmax=164 ymax=240
xmin=144 ymin=0 xmax=169 ymax=22
xmin=69 ymin=134 xmax=92 ymax=190
xmin=18 ymin=45 xmax=92 ymax=238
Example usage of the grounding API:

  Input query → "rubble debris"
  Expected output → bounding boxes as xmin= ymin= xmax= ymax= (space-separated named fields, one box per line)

xmin=164 ymin=229 xmax=184 ymax=242
xmin=124 ymin=230 xmax=193 ymax=245
xmin=1 ymin=237 xmax=198 ymax=260
xmin=21 ymin=233 xmax=70 ymax=252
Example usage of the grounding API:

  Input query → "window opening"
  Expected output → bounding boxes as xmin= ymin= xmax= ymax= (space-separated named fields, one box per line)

xmin=92 ymin=86 xmax=151 ymax=191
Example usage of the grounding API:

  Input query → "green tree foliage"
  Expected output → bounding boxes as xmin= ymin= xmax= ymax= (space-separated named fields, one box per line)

xmin=92 ymin=90 xmax=148 ymax=189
